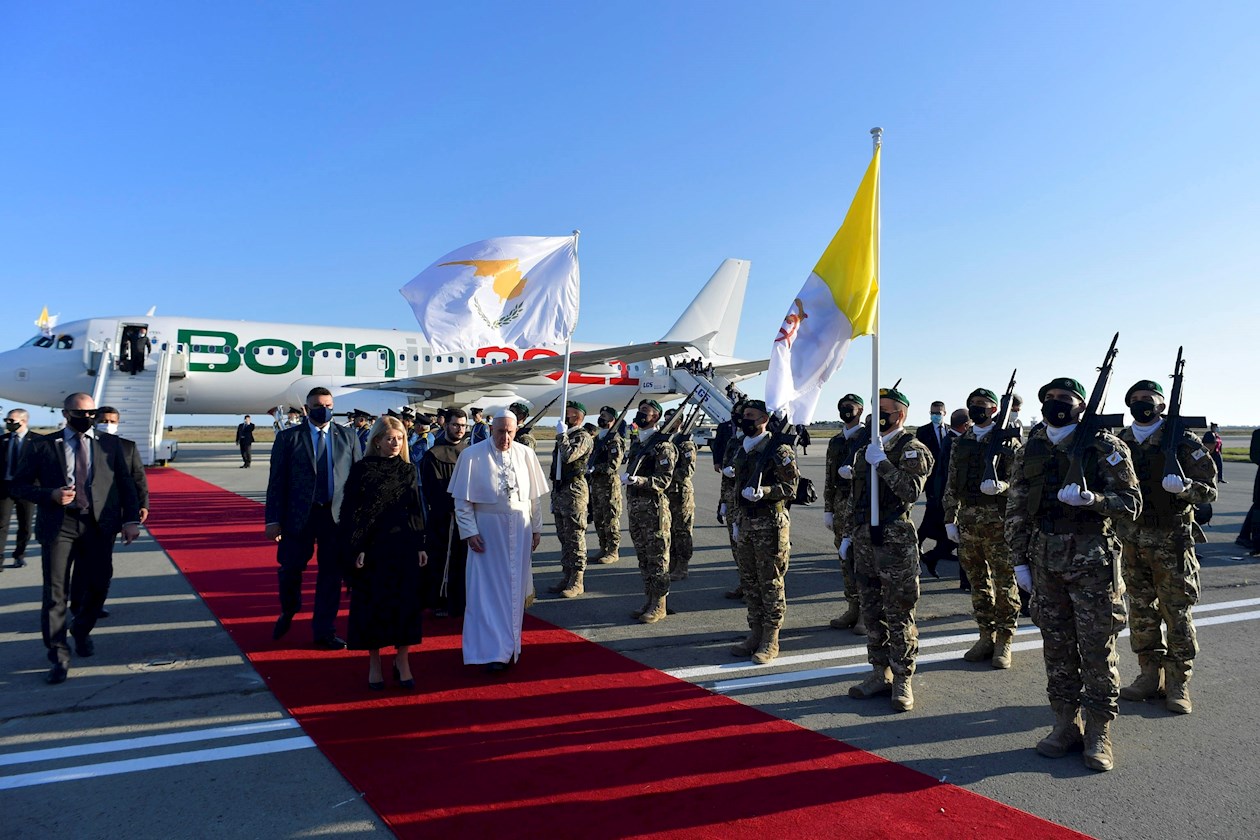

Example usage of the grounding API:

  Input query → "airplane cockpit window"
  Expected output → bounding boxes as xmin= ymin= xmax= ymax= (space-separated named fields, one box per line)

xmin=24 ymin=335 xmax=56 ymax=348
xmin=56 ymin=335 xmax=74 ymax=350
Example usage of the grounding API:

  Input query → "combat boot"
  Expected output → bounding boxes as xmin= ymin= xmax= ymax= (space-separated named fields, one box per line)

xmin=1165 ymin=665 xmax=1193 ymax=714
xmin=963 ymin=629 xmax=995 ymax=662
xmin=631 ymin=598 xmax=650 ymax=619
xmin=547 ymin=572 xmax=572 ymax=594
xmin=751 ymin=628 xmax=781 ymax=664
xmin=1035 ymin=700 xmax=1084 ymax=758
xmin=829 ymin=601 xmax=860 ymax=630
xmin=891 ymin=674 xmax=914 ymax=711
xmin=848 ymin=666 xmax=892 ymax=699
xmin=991 ymin=631 xmax=1013 ymax=669
xmin=669 ymin=565 xmax=689 ymax=581
xmin=1082 ymin=709 xmax=1115 ymax=772
xmin=730 ymin=627 xmax=764 ymax=657
xmin=638 ymin=596 xmax=667 ymax=624
xmin=561 ymin=571 xmax=585 ymax=599
xmin=851 ymin=615 xmax=866 ymax=636
xmin=1119 ymin=658 xmax=1164 ymax=701
xmin=596 ymin=552 xmax=619 ymax=565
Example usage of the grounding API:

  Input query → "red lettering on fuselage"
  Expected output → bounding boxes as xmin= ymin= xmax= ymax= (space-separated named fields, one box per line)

xmin=475 ymin=346 xmax=640 ymax=386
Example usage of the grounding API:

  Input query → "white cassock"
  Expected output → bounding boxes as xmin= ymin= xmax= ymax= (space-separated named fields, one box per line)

xmin=449 ymin=439 xmax=549 ymax=665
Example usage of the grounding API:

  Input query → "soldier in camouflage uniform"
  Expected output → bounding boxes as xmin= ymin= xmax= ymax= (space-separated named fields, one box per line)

xmin=717 ymin=402 xmax=746 ymax=600
xmin=823 ymin=393 xmax=868 ymax=635
xmin=662 ymin=409 xmax=697 ymax=581
xmin=1006 ymin=377 xmax=1141 ymax=772
xmin=729 ymin=400 xmax=799 ymax=664
xmin=620 ymin=399 xmax=677 ymax=624
xmin=845 ymin=388 xmax=933 ymax=711
xmin=943 ymin=388 xmax=1022 ymax=669
xmin=1115 ymin=380 xmax=1217 ymax=714
xmin=546 ymin=401 xmax=594 ymax=599
xmin=587 ymin=405 xmax=628 ymax=565
xmin=509 ymin=402 xmax=537 ymax=450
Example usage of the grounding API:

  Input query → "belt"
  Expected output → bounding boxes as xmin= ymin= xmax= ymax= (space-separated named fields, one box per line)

xmin=1038 ymin=517 xmax=1104 ymax=536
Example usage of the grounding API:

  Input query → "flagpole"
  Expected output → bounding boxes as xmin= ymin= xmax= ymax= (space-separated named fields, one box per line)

xmin=555 ymin=229 xmax=580 ymax=481
xmin=869 ymin=127 xmax=883 ymax=528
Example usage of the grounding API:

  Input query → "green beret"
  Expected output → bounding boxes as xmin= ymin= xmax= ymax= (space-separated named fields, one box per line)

xmin=968 ymin=388 xmax=999 ymax=405
xmin=1125 ymin=380 xmax=1165 ymax=403
xmin=744 ymin=399 xmax=769 ymax=415
xmin=599 ymin=405 xmax=616 ymax=416
xmin=640 ymin=399 xmax=663 ymax=416
xmin=837 ymin=393 xmax=865 ymax=410
xmin=508 ymin=401 xmax=530 ymax=415
xmin=1038 ymin=378 xmax=1087 ymax=403
xmin=879 ymin=387 xmax=909 ymax=408
xmin=565 ymin=400 xmax=587 ymax=415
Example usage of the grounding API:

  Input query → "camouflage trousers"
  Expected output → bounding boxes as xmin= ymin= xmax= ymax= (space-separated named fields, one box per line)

xmin=828 ymin=512 xmax=859 ymax=607
xmin=852 ymin=518 xmax=921 ymax=676
xmin=628 ymin=493 xmax=671 ymax=599
xmin=1121 ymin=535 xmax=1200 ymax=681
xmin=589 ymin=473 xmax=622 ymax=557
xmin=667 ymin=482 xmax=695 ymax=574
xmin=552 ymin=480 xmax=589 ymax=576
xmin=957 ymin=512 xmax=1019 ymax=634
xmin=734 ymin=509 xmax=790 ymax=630
xmin=1030 ymin=561 xmax=1127 ymax=718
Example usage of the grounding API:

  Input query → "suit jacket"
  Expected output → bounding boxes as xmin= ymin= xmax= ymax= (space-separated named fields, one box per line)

xmin=1 ymin=430 xmax=43 ymax=498
xmin=914 ymin=423 xmax=952 ymax=503
xmin=236 ymin=423 xmax=256 ymax=445
xmin=265 ymin=420 xmax=360 ymax=533
xmin=111 ymin=434 xmax=150 ymax=511
xmin=12 ymin=431 xmax=141 ymax=543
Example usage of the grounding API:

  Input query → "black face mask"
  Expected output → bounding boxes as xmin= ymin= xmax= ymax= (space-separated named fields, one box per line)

xmin=838 ymin=405 xmax=860 ymax=422
xmin=968 ymin=405 xmax=992 ymax=424
xmin=67 ymin=415 xmax=95 ymax=434
xmin=878 ymin=410 xmax=894 ymax=431
xmin=597 ymin=416 xmax=613 ymax=429
xmin=1129 ymin=400 xmax=1160 ymax=424
xmin=633 ymin=411 xmax=651 ymax=427
xmin=1042 ymin=398 xmax=1077 ymax=428
xmin=4 ymin=420 xmax=19 ymax=431
xmin=740 ymin=417 xmax=762 ymax=436
xmin=307 ymin=406 xmax=333 ymax=425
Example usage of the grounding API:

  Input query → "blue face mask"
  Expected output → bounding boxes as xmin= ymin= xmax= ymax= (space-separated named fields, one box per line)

xmin=930 ymin=413 xmax=944 ymax=426
xmin=307 ymin=406 xmax=333 ymax=425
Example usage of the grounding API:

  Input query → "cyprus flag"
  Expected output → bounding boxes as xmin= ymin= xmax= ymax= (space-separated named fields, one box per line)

xmin=401 ymin=235 xmax=580 ymax=355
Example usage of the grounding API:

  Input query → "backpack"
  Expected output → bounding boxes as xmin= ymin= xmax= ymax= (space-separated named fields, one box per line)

xmin=792 ymin=476 xmax=817 ymax=508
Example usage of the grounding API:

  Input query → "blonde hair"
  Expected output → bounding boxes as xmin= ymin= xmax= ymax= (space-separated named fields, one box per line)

xmin=366 ymin=416 xmax=410 ymax=463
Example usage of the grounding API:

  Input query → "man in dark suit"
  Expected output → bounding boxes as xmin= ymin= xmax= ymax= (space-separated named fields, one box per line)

xmin=265 ymin=387 xmax=360 ymax=649
xmin=915 ymin=400 xmax=954 ymax=576
xmin=2 ymin=408 xmax=40 ymax=570
xmin=236 ymin=415 xmax=256 ymax=468
xmin=13 ymin=393 xmax=140 ymax=683
xmin=419 ymin=408 xmax=470 ymax=616
xmin=70 ymin=405 xmax=150 ymax=620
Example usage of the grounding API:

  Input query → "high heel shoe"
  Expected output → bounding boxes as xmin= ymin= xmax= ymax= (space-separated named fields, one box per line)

xmin=368 ymin=679 xmax=385 ymax=691
xmin=393 ymin=663 xmax=415 ymax=690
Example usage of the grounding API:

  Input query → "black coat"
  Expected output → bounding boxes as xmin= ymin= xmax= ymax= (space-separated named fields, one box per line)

xmin=13 ymin=431 xmax=140 ymax=542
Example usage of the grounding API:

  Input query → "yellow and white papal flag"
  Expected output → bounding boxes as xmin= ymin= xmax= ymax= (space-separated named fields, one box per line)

xmin=765 ymin=148 xmax=880 ymax=424
xmin=400 ymin=235 xmax=580 ymax=355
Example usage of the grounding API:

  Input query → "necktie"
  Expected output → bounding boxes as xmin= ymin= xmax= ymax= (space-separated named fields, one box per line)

xmin=315 ymin=429 xmax=331 ymax=505
xmin=74 ymin=435 xmax=91 ymax=511
xmin=5 ymin=435 xmax=16 ymax=480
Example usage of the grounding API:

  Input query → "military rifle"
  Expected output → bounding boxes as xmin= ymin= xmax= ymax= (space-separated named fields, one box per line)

xmin=1161 ymin=346 xmax=1207 ymax=481
xmin=611 ymin=388 xmax=641 ymax=438
xmin=519 ymin=394 xmax=562 ymax=434
xmin=741 ymin=410 xmax=800 ymax=496
xmin=1065 ymin=332 xmax=1126 ymax=494
xmin=626 ymin=383 xmax=701 ymax=475
xmin=982 ymin=368 xmax=1018 ymax=484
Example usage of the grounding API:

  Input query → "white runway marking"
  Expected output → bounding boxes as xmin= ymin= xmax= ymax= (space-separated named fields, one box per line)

xmin=0 ymin=735 xmax=315 ymax=790
xmin=0 ymin=719 xmax=301 ymax=767
xmin=705 ymin=604 xmax=1260 ymax=693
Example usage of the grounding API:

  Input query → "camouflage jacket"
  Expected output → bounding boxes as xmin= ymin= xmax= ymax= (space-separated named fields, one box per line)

xmin=823 ymin=424 xmax=867 ymax=514
xmin=943 ymin=423 xmax=1021 ymax=524
xmin=1114 ymin=423 xmax=1216 ymax=543
xmin=846 ymin=428 xmax=932 ymax=532
xmin=551 ymin=426 xmax=593 ymax=488
xmin=668 ymin=437 xmax=697 ymax=496
xmin=588 ymin=428 xmax=628 ymax=477
xmin=625 ymin=429 xmax=677 ymax=497
xmin=733 ymin=433 xmax=799 ymax=518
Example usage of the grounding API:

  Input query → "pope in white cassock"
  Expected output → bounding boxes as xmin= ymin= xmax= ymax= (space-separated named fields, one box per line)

xmin=448 ymin=411 xmax=549 ymax=672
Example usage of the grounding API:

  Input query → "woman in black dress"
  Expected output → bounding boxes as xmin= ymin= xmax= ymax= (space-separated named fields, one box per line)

xmin=340 ymin=416 xmax=428 ymax=689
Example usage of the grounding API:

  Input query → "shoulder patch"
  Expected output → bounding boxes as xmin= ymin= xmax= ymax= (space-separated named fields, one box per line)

xmin=781 ymin=455 xmax=792 ymax=466
xmin=1107 ymin=450 xmax=1123 ymax=466
xmin=658 ymin=458 xmax=670 ymax=466
xmin=903 ymin=450 xmax=919 ymax=460
xmin=1192 ymin=449 xmax=1206 ymax=460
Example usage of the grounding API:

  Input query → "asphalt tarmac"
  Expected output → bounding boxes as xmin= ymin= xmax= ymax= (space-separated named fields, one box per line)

xmin=3 ymin=442 xmax=1258 ymax=839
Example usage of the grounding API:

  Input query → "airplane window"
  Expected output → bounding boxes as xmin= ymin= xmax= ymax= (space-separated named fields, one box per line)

xmin=57 ymin=336 xmax=74 ymax=349
xmin=267 ymin=348 xmax=275 ymax=356
xmin=413 ymin=354 xmax=419 ymax=361
xmin=447 ymin=356 xmax=453 ymax=363
xmin=424 ymin=355 xmax=431 ymax=362
xmin=237 ymin=347 xmax=244 ymax=355
xmin=481 ymin=358 xmax=487 ymax=365
xmin=459 ymin=357 xmax=465 ymax=363
xmin=336 ymin=351 xmax=342 ymax=358
xmin=322 ymin=351 xmax=329 ymax=358
xmin=254 ymin=347 xmax=260 ymax=355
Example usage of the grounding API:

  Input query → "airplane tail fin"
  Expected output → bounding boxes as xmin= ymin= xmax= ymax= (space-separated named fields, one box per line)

xmin=660 ymin=258 xmax=750 ymax=358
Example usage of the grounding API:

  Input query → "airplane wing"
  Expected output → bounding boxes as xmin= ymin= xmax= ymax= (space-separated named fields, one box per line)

xmin=715 ymin=359 xmax=770 ymax=379
xmin=350 ymin=340 xmax=695 ymax=399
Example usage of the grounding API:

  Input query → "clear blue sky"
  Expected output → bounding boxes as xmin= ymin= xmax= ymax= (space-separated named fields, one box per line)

xmin=2 ymin=2 xmax=1256 ymax=425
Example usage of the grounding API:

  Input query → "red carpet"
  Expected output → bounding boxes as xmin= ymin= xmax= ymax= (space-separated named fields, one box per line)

xmin=144 ymin=469 xmax=1090 ymax=839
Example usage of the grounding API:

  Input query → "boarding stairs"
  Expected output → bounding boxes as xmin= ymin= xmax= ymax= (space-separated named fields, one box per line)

xmin=664 ymin=367 xmax=738 ymax=425
xmin=91 ymin=348 xmax=177 ymax=465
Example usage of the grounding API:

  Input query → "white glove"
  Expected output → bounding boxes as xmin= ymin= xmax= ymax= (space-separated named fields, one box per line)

xmin=824 ymin=512 xmax=834 ymax=529
xmin=945 ymin=522 xmax=960 ymax=542
xmin=838 ymin=465 xmax=854 ymax=480
xmin=839 ymin=537 xmax=852 ymax=560
xmin=732 ymin=522 xmax=739 ymax=541
xmin=864 ymin=443 xmax=887 ymax=466
xmin=980 ymin=479 xmax=1008 ymax=496
xmin=1161 ymin=474 xmax=1189 ymax=495
xmin=619 ymin=472 xmax=631 ymax=486
xmin=555 ymin=421 xmax=567 ymax=436
xmin=718 ymin=502 xmax=727 ymax=518
xmin=741 ymin=486 xmax=764 ymax=502
xmin=722 ymin=465 xmax=736 ymax=478
xmin=1057 ymin=483 xmax=1095 ymax=507
xmin=1015 ymin=564 xmax=1033 ymax=594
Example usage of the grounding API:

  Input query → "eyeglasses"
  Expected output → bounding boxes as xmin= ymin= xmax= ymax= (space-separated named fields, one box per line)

xmin=66 ymin=409 xmax=97 ymax=418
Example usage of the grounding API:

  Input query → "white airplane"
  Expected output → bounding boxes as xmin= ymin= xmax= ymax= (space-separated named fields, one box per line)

xmin=0 ymin=259 xmax=765 ymax=434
